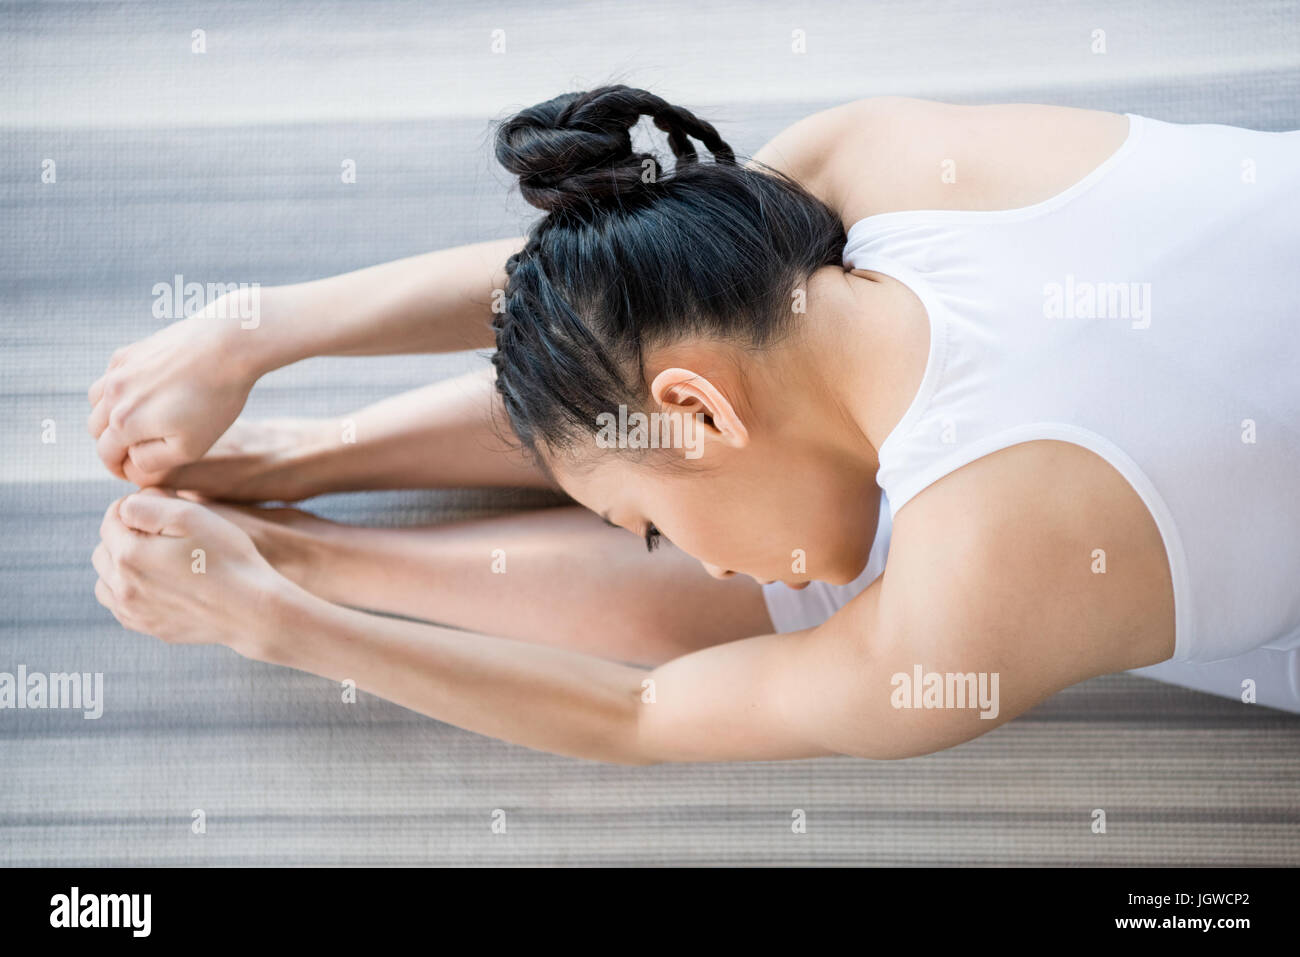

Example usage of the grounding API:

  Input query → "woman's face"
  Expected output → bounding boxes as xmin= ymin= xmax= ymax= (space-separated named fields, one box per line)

xmin=549 ymin=429 xmax=882 ymax=589
xmin=543 ymin=267 xmax=888 ymax=589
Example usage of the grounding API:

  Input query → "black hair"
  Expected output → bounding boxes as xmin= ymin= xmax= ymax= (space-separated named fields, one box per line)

xmin=491 ymin=84 xmax=846 ymax=466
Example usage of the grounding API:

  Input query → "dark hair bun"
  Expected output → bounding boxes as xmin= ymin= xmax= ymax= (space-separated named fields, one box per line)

xmin=495 ymin=85 xmax=735 ymax=214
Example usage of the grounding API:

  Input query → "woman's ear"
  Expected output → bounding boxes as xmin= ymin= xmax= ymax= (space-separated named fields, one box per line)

xmin=648 ymin=367 xmax=749 ymax=449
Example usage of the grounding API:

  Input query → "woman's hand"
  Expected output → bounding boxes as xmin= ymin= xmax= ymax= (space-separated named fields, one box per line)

xmin=87 ymin=288 xmax=276 ymax=480
xmin=91 ymin=488 xmax=290 ymax=656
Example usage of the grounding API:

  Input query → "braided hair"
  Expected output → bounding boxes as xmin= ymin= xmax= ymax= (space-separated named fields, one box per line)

xmin=491 ymin=85 xmax=845 ymax=463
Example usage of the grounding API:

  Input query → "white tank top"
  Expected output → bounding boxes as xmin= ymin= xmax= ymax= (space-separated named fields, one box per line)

xmin=842 ymin=112 xmax=1300 ymax=663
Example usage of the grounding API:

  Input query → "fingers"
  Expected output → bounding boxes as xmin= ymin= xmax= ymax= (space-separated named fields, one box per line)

xmin=86 ymin=351 xmax=151 ymax=447
xmin=93 ymin=577 xmax=135 ymax=632
xmin=90 ymin=386 xmax=155 ymax=445
xmin=88 ymin=392 xmax=138 ymax=442
xmin=94 ymin=420 xmax=191 ymax=482
xmin=94 ymin=577 xmax=117 ymax=610
xmin=118 ymin=489 xmax=194 ymax=538
xmin=120 ymin=453 xmax=164 ymax=490
xmin=95 ymin=427 xmax=130 ymax=480
xmin=135 ymin=486 xmax=180 ymax=498
xmin=94 ymin=395 xmax=168 ymax=478
xmin=88 ymin=348 xmax=130 ymax=407
xmin=99 ymin=497 xmax=139 ymax=557
xmin=88 ymin=395 xmax=148 ymax=446
xmin=91 ymin=542 xmax=120 ymax=591
xmin=87 ymin=371 xmax=110 ymax=409
xmin=86 ymin=396 xmax=111 ymax=439
xmin=88 ymin=372 xmax=110 ymax=408
xmin=126 ymin=437 xmax=186 ymax=476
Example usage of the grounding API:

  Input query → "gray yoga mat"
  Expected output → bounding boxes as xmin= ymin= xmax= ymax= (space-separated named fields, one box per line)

xmin=2 ymin=0 xmax=1298 ymax=865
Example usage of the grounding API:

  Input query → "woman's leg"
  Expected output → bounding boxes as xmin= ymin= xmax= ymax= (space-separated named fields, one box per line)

xmin=132 ymin=367 xmax=555 ymax=502
xmin=210 ymin=502 xmax=775 ymax=667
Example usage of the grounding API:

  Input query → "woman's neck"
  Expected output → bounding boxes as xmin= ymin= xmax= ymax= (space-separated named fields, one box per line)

xmin=783 ymin=265 xmax=931 ymax=477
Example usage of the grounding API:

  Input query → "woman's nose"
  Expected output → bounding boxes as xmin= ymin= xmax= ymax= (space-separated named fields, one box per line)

xmin=702 ymin=562 xmax=735 ymax=580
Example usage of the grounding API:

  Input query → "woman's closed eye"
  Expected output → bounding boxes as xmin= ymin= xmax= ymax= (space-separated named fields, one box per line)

xmin=600 ymin=512 xmax=665 ymax=552
xmin=643 ymin=524 xmax=664 ymax=552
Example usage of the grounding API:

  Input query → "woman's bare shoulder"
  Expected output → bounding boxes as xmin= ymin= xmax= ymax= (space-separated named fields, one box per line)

xmin=882 ymin=439 xmax=1176 ymax=674
xmin=750 ymin=97 xmax=1130 ymax=227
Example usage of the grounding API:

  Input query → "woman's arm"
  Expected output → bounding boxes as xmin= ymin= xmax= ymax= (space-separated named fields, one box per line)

xmin=250 ymin=568 xmax=1044 ymax=764
xmin=88 ymin=237 xmax=524 ymax=479
xmin=246 ymin=237 xmax=523 ymax=363
xmin=94 ymin=488 xmax=1123 ymax=765
xmin=228 ymin=440 xmax=1166 ymax=763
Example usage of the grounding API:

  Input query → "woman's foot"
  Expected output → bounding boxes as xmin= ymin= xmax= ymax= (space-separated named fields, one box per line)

xmin=123 ymin=418 xmax=331 ymax=503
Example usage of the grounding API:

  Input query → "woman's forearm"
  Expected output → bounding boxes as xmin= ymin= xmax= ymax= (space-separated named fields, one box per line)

xmin=253 ymin=580 xmax=649 ymax=764
xmin=89 ymin=237 xmax=525 ymax=481
xmin=244 ymin=574 xmax=844 ymax=765
xmin=248 ymin=237 xmax=525 ymax=374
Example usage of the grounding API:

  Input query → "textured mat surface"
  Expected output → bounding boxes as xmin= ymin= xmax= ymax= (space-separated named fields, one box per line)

xmin=2 ymin=0 xmax=1299 ymax=866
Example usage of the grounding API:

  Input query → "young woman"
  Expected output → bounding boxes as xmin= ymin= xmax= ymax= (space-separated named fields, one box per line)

xmin=87 ymin=88 xmax=1300 ymax=764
